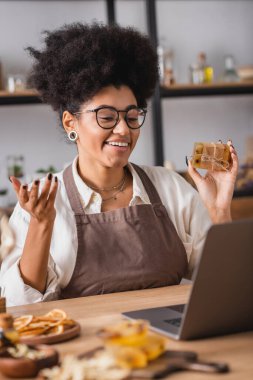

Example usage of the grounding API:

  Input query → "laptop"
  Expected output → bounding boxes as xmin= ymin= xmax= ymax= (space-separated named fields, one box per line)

xmin=123 ymin=219 xmax=253 ymax=340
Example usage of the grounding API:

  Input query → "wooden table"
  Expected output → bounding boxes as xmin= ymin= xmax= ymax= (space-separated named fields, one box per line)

xmin=5 ymin=285 xmax=253 ymax=380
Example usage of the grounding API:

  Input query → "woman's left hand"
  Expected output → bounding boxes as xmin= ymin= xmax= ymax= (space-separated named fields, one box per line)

xmin=187 ymin=141 xmax=238 ymax=223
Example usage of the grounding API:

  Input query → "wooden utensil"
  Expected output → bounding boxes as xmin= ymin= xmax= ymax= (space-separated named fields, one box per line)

xmin=131 ymin=350 xmax=229 ymax=378
xmin=77 ymin=347 xmax=229 ymax=378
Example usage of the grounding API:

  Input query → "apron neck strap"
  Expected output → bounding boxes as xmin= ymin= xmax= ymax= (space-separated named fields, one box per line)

xmin=63 ymin=162 xmax=163 ymax=215
xmin=63 ymin=164 xmax=84 ymax=215
xmin=130 ymin=163 xmax=162 ymax=205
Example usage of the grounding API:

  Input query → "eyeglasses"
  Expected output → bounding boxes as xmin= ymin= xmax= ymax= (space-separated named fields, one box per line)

xmin=74 ymin=106 xmax=147 ymax=130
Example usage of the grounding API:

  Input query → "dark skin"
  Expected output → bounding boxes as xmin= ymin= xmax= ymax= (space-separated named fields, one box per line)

xmin=187 ymin=141 xmax=238 ymax=223
xmin=10 ymin=175 xmax=58 ymax=293
xmin=98 ymin=172 xmax=133 ymax=212
xmin=10 ymin=85 xmax=238 ymax=293
xmin=9 ymin=85 xmax=139 ymax=292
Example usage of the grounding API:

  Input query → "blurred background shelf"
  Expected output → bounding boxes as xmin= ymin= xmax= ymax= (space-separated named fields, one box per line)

xmin=1 ymin=81 xmax=253 ymax=106
xmin=231 ymin=196 xmax=253 ymax=220
xmin=160 ymin=81 xmax=253 ymax=98
xmin=233 ymin=188 xmax=253 ymax=198
xmin=0 ymin=90 xmax=41 ymax=105
xmin=144 ymin=0 xmax=253 ymax=166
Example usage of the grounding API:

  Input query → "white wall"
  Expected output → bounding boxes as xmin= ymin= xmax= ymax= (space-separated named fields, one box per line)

xmin=0 ymin=1 xmax=253 ymax=195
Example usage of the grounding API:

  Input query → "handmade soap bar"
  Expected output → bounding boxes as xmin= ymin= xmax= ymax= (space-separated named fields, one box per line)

xmin=191 ymin=142 xmax=231 ymax=171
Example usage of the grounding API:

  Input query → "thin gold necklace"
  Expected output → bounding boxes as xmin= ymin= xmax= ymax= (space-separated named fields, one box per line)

xmin=86 ymin=169 xmax=127 ymax=192
xmin=101 ymin=174 xmax=127 ymax=202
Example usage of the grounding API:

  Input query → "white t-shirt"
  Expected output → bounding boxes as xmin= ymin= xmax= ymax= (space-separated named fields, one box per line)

xmin=0 ymin=158 xmax=212 ymax=306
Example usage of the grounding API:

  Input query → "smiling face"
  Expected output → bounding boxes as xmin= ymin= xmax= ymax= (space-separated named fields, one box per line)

xmin=64 ymin=85 xmax=141 ymax=170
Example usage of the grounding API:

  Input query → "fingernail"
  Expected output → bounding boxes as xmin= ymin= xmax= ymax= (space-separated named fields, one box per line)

xmin=47 ymin=173 xmax=52 ymax=180
xmin=9 ymin=176 xmax=12 ymax=183
xmin=34 ymin=180 xmax=40 ymax=186
xmin=231 ymin=144 xmax=235 ymax=149
xmin=185 ymin=156 xmax=188 ymax=167
xmin=22 ymin=185 xmax=28 ymax=190
xmin=54 ymin=176 xmax=58 ymax=183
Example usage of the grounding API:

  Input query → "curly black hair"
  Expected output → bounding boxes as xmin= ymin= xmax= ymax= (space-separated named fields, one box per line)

xmin=26 ymin=22 xmax=159 ymax=119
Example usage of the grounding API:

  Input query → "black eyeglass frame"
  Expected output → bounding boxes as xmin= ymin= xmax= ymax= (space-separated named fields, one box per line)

xmin=73 ymin=105 xmax=147 ymax=130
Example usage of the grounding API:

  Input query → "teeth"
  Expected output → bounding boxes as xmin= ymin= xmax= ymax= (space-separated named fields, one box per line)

xmin=107 ymin=142 xmax=129 ymax=147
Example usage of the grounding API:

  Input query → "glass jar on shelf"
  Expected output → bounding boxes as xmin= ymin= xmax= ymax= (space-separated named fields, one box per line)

xmin=157 ymin=37 xmax=176 ymax=86
xmin=157 ymin=44 xmax=165 ymax=84
xmin=189 ymin=63 xmax=204 ymax=84
xmin=198 ymin=52 xmax=214 ymax=83
xmin=163 ymin=49 xmax=175 ymax=86
xmin=189 ymin=52 xmax=214 ymax=84
xmin=6 ymin=74 xmax=26 ymax=93
xmin=221 ymin=54 xmax=239 ymax=82
xmin=7 ymin=155 xmax=25 ymax=178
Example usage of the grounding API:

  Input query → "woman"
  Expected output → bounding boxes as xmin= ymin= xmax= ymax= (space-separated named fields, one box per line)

xmin=0 ymin=23 xmax=238 ymax=306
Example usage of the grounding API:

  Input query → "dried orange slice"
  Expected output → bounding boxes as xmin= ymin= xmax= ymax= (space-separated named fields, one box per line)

xmin=46 ymin=324 xmax=64 ymax=335
xmin=62 ymin=319 xmax=76 ymax=326
xmin=45 ymin=309 xmax=67 ymax=321
xmin=14 ymin=309 xmax=75 ymax=339
xmin=18 ymin=327 xmax=48 ymax=337
xmin=13 ymin=315 xmax=33 ymax=331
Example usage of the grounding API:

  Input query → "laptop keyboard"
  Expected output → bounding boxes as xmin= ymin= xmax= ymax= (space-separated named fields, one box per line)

xmin=166 ymin=304 xmax=185 ymax=313
xmin=164 ymin=317 xmax=182 ymax=327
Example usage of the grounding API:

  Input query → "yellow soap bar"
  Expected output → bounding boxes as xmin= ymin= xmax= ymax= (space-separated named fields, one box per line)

xmin=191 ymin=142 xmax=231 ymax=171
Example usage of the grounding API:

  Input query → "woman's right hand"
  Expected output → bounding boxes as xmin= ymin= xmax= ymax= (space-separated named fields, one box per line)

xmin=10 ymin=173 xmax=58 ymax=224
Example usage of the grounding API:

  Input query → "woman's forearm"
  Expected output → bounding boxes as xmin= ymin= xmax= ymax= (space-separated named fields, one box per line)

xmin=19 ymin=218 xmax=55 ymax=293
xmin=10 ymin=174 xmax=58 ymax=294
xmin=208 ymin=207 xmax=232 ymax=224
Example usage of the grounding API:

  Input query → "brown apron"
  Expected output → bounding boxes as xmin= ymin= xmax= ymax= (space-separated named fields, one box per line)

xmin=60 ymin=163 xmax=188 ymax=299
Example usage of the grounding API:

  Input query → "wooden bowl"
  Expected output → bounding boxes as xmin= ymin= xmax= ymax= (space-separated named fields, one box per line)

xmin=0 ymin=345 xmax=59 ymax=378
xmin=20 ymin=322 xmax=81 ymax=345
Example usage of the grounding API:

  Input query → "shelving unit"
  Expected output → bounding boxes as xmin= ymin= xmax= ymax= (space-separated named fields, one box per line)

xmin=145 ymin=0 xmax=253 ymax=166
xmin=1 ymin=0 xmax=253 ymax=218
xmin=0 ymin=90 xmax=41 ymax=105
xmin=2 ymin=81 xmax=253 ymax=105
xmin=0 ymin=0 xmax=116 ymax=105
xmin=1 ymin=1 xmax=253 ymax=164
xmin=160 ymin=81 xmax=253 ymax=98
xmin=145 ymin=1 xmax=253 ymax=217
